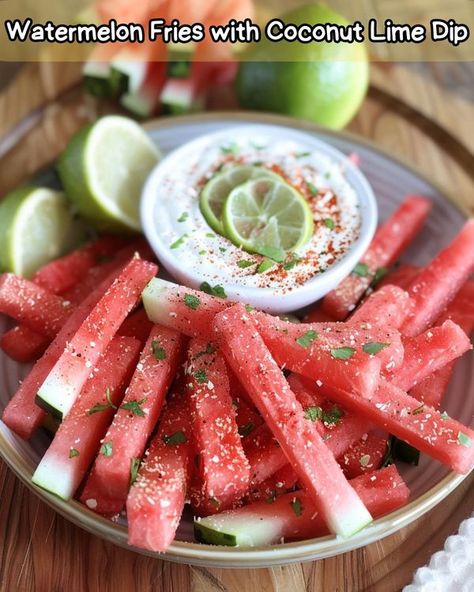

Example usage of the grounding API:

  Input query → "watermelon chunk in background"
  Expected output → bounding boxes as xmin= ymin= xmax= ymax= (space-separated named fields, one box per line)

xmin=2 ymin=264 xmax=128 ymax=440
xmin=378 ymin=264 xmax=420 ymax=291
xmin=126 ymin=390 xmax=192 ymax=553
xmin=81 ymin=324 xmax=184 ymax=513
xmin=35 ymin=257 xmax=157 ymax=419
xmin=186 ymin=339 xmax=250 ymax=513
xmin=31 ymin=336 xmax=141 ymax=500
xmin=402 ymin=219 xmax=474 ymax=337
xmin=195 ymin=465 xmax=409 ymax=547
xmin=214 ymin=303 xmax=373 ymax=539
xmin=322 ymin=195 xmax=432 ymax=320
xmin=0 ymin=274 xmax=72 ymax=337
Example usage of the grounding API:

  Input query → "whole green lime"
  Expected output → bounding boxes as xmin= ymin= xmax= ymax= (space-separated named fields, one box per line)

xmin=236 ymin=4 xmax=369 ymax=129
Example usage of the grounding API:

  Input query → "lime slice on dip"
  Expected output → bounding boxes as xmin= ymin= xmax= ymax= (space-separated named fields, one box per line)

xmin=57 ymin=115 xmax=160 ymax=233
xmin=0 ymin=187 xmax=73 ymax=278
xmin=222 ymin=177 xmax=314 ymax=255
xmin=200 ymin=165 xmax=281 ymax=234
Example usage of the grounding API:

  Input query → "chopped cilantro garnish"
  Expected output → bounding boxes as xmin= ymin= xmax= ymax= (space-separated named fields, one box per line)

xmin=256 ymin=258 xmax=275 ymax=274
xmin=163 ymin=431 xmax=188 ymax=445
xmin=151 ymin=339 xmax=167 ymax=361
xmin=170 ymin=234 xmax=188 ymax=249
xmin=295 ymin=330 xmax=318 ymax=348
xmin=411 ymin=404 xmax=425 ymax=416
xmin=177 ymin=212 xmax=189 ymax=223
xmin=307 ymin=182 xmax=318 ymax=195
xmin=206 ymin=232 xmax=215 ymax=238
xmin=372 ymin=266 xmax=388 ymax=287
xmin=440 ymin=411 xmax=450 ymax=420
xmin=100 ymin=442 xmax=113 ymax=457
xmin=359 ymin=454 xmax=371 ymax=467
xmin=194 ymin=369 xmax=208 ymax=384
xmin=121 ymin=398 xmax=146 ymax=417
xmin=184 ymin=293 xmax=200 ymax=310
xmin=69 ymin=448 xmax=80 ymax=458
xmin=237 ymin=259 xmax=256 ymax=269
xmin=362 ymin=342 xmax=390 ymax=355
xmin=330 ymin=347 xmax=356 ymax=360
xmin=458 ymin=432 xmax=472 ymax=447
xmin=198 ymin=249 xmax=206 ymax=255
xmin=323 ymin=218 xmax=335 ymax=230
xmin=200 ymin=282 xmax=227 ymax=299
xmin=219 ymin=247 xmax=227 ymax=253
xmin=304 ymin=406 xmax=323 ymax=422
xmin=238 ymin=422 xmax=255 ymax=438
xmin=266 ymin=490 xmax=277 ymax=504
xmin=194 ymin=343 xmax=217 ymax=359
xmin=220 ymin=142 xmax=239 ymax=154
xmin=323 ymin=405 xmax=344 ymax=425
xmin=289 ymin=498 xmax=303 ymax=517
xmin=296 ymin=151 xmax=311 ymax=158
xmin=353 ymin=262 xmax=369 ymax=277
xmin=283 ymin=254 xmax=301 ymax=271
xmin=105 ymin=386 xmax=116 ymax=409
xmin=255 ymin=245 xmax=286 ymax=263
xmin=244 ymin=304 xmax=254 ymax=313
xmin=130 ymin=457 xmax=140 ymax=485
xmin=88 ymin=386 xmax=116 ymax=414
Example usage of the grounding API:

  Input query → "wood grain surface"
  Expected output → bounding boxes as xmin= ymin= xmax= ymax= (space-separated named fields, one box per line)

xmin=0 ymin=62 xmax=473 ymax=592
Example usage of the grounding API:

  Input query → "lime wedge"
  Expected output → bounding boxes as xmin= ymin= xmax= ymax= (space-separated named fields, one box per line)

xmin=57 ymin=115 xmax=160 ymax=232
xmin=0 ymin=187 xmax=73 ymax=278
xmin=200 ymin=165 xmax=281 ymax=234
xmin=222 ymin=178 xmax=314 ymax=255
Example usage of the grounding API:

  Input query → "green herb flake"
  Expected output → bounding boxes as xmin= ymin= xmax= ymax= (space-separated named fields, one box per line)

xmin=372 ymin=266 xmax=388 ymax=287
xmin=362 ymin=342 xmax=390 ymax=355
xmin=266 ymin=490 xmax=277 ymax=504
xmin=220 ymin=142 xmax=239 ymax=155
xmin=237 ymin=259 xmax=256 ymax=269
xmin=323 ymin=218 xmax=335 ymax=230
xmin=238 ymin=422 xmax=255 ymax=438
xmin=194 ymin=343 xmax=217 ymax=359
xmin=105 ymin=386 xmax=116 ymax=409
xmin=200 ymin=282 xmax=227 ymax=299
xmin=289 ymin=498 xmax=303 ymax=517
xmin=130 ymin=457 xmax=140 ymax=485
xmin=151 ymin=339 xmax=167 ymax=361
xmin=69 ymin=448 xmax=80 ymax=458
xmin=256 ymin=258 xmax=275 ymax=274
xmin=255 ymin=245 xmax=286 ymax=263
xmin=88 ymin=386 xmax=116 ymax=415
xmin=296 ymin=151 xmax=311 ymax=158
xmin=359 ymin=454 xmax=371 ymax=467
xmin=100 ymin=442 xmax=113 ymax=457
xmin=206 ymin=232 xmax=215 ymax=238
xmin=307 ymin=182 xmax=318 ymax=196
xmin=244 ymin=304 xmax=254 ymax=313
xmin=184 ymin=293 xmax=200 ymax=310
xmin=198 ymin=249 xmax=207 ymax=256
xmin=440 ymin=411 xmax=450 ymax=420
xmin=283 ymin=254 xmax=302 ymax=271
xmin=194 ymin=369 xmax=208 ymax=384
xmin=170 ymin=234 xmax=188 ymax=249
xmin=296 ymin=330 xmax=319 ymax=349
xmin=177 ymin=212 xmax=189 ymax=223
xmin=163 ymin=431 xmax=188 ymax=446
xmin=458 ymin=432 xmax=472 ymax=448
xmin=305 ymin=406 xmax=323 ymax=422
xmin=120 ymin=398 xmax=147 ymax=417
xmin=330 ymin=347 xmax=356 ymax=360
xmin=219 ymin=247 xmax=227 ymax=253
xmin=411 ymin=404 xmax=425 ymax=416
xmin=323 ymin=405 xmax=344 ymax=425
xmin=353 ymin=262 xmax=369 ymax=277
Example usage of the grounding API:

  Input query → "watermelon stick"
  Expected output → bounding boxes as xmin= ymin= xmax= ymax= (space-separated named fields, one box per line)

xmin=31 ymin=336 xmax=141 ymax=500
xmin=347 ymin=284 xmax=414 ymax=330
xmin=402 ymin=219 xmax=474 ymax=337
xmin=299 ymin=374 xmax=474 ymax=474
xmin=214 ymin=303 xmax=373 ymax=539
xmin=82 ymin=324 xmax=184 ymax=511
xmin=321 ymin=195 xmax=432 ymax=320
xmin=2 ymin=264 xmax=131 ymax=439
xmin=126 ymin=390 xmax=192 ymax=553
xmin=186 ymin=339 xmax=250 ymax=513
xmin=195 ymin=465 xmax=409 ymax=547
xmin=378 ymin=264 xmax=420 ymax=291
xmin=0 ymin=274 xmax=72 ymax=337
xmin=35 ymin=256 xmax=157 ymax=419
xmin=411 ymin=281 xmax=474 ymax=408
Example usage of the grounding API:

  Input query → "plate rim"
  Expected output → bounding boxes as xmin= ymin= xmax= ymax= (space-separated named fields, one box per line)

xmin=0 ymin=110 xmax=471 ymax=568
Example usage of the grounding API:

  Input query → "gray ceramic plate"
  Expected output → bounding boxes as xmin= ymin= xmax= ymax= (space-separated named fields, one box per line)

xmin=0 ymin=113 xmax=472 ymax=568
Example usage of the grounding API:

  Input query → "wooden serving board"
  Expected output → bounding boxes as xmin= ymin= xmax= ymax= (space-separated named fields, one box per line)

xmin=0 ymin=62 xmax=473 ymax=592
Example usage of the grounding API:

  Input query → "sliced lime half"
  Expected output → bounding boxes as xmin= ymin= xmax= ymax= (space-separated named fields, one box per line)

xmin=200 ymin=165 xmax=281 ymax=234
xmin=0 ymin=187 xmax=73 ymax=278
xmin=222 ymin=178 xmax=314 ymax=255
xmin=57 ymin=115 xmax=160 ymax=232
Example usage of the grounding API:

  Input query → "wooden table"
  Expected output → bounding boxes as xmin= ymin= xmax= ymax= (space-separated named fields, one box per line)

xmin=0 ymin=62 xmax=473 ymax=592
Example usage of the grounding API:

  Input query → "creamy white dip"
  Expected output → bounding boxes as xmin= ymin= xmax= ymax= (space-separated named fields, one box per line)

xmin=153 ymin=133 xmax=361 ymax=294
